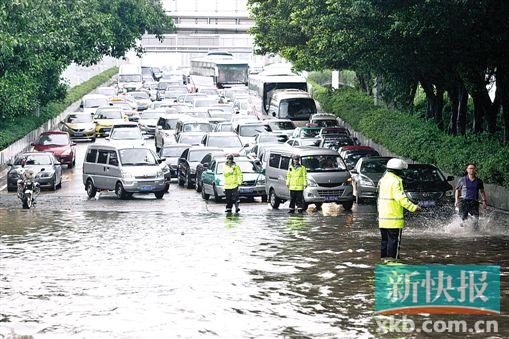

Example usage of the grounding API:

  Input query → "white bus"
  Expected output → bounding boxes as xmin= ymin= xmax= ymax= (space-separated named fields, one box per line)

xmin=247 ymin=71 xmax=308 ymax=121
xmin=190 ymin=58 xmax=249 ymax=89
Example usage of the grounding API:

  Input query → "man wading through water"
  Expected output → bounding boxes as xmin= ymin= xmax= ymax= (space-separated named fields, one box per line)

xmin=455 ymin=163 xmax=488 ymax=229
xmin=377 ymin=158 xmax=421 ymax=260
xmin=223 ymin=154 xmax=243 ymax=214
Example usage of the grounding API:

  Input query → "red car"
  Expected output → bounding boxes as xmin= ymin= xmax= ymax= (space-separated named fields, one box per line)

xmin=32 ymin=131 xmax=77 ymax=168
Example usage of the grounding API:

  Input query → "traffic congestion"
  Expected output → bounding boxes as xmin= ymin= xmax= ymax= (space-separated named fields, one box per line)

xmin=7 ymin=57 xmax=457 ymax=214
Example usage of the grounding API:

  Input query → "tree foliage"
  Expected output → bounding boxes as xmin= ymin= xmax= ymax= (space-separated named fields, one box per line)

xmin=0 ymin=0 xmax=173 ymax=124
xmin=248 ymin=0 xmax=509 ymax=142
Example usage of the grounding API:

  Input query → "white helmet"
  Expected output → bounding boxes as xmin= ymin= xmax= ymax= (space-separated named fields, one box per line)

xmin=25 ymin=169 xmax=35 ymax=180
xmin=386 ymin=158 xmax=408 ymax=170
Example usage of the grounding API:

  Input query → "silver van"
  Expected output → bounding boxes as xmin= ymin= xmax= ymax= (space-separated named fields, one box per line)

xmin=265 ymin=146 xmax=354 ymax=210
xmin=266 ymin=89 xmax=317 ymax=126
xmin=82 ymin=144 xmax=167 ymax=200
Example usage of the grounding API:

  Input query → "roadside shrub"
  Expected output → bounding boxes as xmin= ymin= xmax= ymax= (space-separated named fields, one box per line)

xmin=0 ymin=67 xmax=118 ymax=150
xmin=313 ymin=86 xmax=509 ymax=188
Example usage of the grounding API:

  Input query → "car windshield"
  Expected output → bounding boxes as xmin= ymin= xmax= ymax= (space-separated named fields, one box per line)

xmin=208 ymin=136 xmax=242 ymax=148
xmin=218 ymin=124 xmax=233 ymax=132
xmin=119 ymin=148 xmax=157 ymax=166
xmin=314 ymin=119 xmax=339 ymax=127
xmin=84 ymin=98 xmax=108 ymax=108
xmin=361 ymin=159 xmax=390 ymax=173
xmin=96 ymin=111 xmax=122 ymax=119
xmin=322 ymin=128 xmax=348 ymax=136
xmin=402 ymin=165 xmax=446 ymax=183
xmin=37 ymin=134 xmax=69 ymax=146
xmin=194 ymin=99 xmax=218 ymax=108
xmin=162 ymin=146 xmax=188 ymax=158
xmin=119 ymin=74 xmax=142 ymax=82
xmin=299 ymin=128 xmax=320 ymax=138
xmin=323 ymin=138 xmax=354 ymax=150
xmin=131 ymin=92 xmax=149 ymax=100
xmin=269 ymin=121 xmax=295 ymax=130
xmin=110 ymin=128 xmax=143 ymax=140
xmin=187 ymin=111 xmax=211 ymax=119
xmin=279 ymin=98 xmax=317 ymax=119
xmin=344 ymin=151 xmax=379 ymax=168
xmin=189 ymin=150 xmax=216 ymax=162
xmin=66 ymin=114 xmax=92 ymax=123
xmin=183 ymin=123 xmax=212 ymax=132
xmin=15 ymin=155 xmax=52 ymax=165
xmin=239 ymin=125 xmax=269 ymax=137
xmin=301 ymin=155 xmax=347 ymax=172
xmin=179 ymin=134 xmax=203 ymax=144
xmin=140 ymin=112 xmax=162 ymax=120
xmin=217 ymin=161 xmax=258 ymax=174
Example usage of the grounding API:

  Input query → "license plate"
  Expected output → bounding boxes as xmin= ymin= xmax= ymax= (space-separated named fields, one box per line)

xmin=420 ymin=200 xmax=435 ymax=207
xmin=324 ymin=196 xmax=338 ymax=202
xmin=140 ymin=185 xmax=154 ymax=191
xmin=239 ymin=187 xmax=254 ymax=193
xmin=74 ymin=132 xmax=83 ymax=137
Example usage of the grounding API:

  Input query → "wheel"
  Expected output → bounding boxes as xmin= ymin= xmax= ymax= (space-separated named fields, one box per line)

xmin=185 ymin=174 xmax=193 ymax=189
xmin=201 ymin=186 xmax=210 ymax=200
xmin=178 ymin=172 xmax=185 ymax=186
xmin=56 ymin=177 xmax=62 ymax=189
xmin=154 ymin=191 xmax=165 ymax=199
xmin=86 ymin=180 xmax=97 ymax=198
xmin=115 ymin=182 xmax=129 ymax=200
xmin=269 ymin=189 xmax=281 ymax=209
xmin=51 ymin=176 xmax=58 ymax=191
xmin=68 ymin=158 xmax=75 ymax=168
xmin=22 ymin=197 xmax=29 ymax=209
xmin=342 ymin=201 xmax=354 ymax=211
xmin=213 ymin=184 xmax=222 ymax=202
xmin=261 ymin=195 xmax=268 ymax=203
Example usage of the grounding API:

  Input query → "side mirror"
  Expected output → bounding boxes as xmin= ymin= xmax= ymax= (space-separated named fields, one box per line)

xmin=244 ymin=143 xmax=250 ymax=147
xmin=55 ymin=162 xmax=61 ymax=166
xmin=350 ymin=169 xmax=358 ymax=174
xmin=71 ymin=143 xmax=77 ymax=146
xmin=446 ymin=175 xmax=454 ymax=181
xmin=157 ymin=158 xmax=166 ymax=163
xmin=7 ymin=161 xmax=12 ymax=166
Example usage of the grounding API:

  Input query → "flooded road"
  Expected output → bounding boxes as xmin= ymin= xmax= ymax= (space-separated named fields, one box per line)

xmin=1 ymin=142 xmax=509 ymax=338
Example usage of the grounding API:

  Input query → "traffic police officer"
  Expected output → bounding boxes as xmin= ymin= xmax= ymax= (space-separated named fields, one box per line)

xmin=286 ymin=154 xmax=307 ymax=213
xmin=224 ymin=154 xmax=243 ymax=214
xmin=377 ymin=158 xmax=421 ymax=259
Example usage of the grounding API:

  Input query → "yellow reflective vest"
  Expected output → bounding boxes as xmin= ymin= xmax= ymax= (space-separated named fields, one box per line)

xmin=377 ymin=171 xmax=418 ymax=228
xmin=286 ymin=164 xmax=307 ymax=191
xmin=223 ymin=163 xmax=243 ymax=189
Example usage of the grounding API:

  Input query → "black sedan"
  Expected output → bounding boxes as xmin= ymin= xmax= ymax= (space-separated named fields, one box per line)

xmin=177 ymin=146 xmax=223 ymax=189
xmin=402 ymin=164 xmax=454 ymax=208
xmin=7 ymin=152 xmax=63 ymax=191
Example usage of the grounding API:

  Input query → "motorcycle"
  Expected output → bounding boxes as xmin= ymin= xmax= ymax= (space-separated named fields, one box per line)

xmin=17 ymin=172 xmax=40 ymax=209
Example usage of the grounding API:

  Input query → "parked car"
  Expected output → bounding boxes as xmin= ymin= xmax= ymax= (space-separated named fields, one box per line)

xmin=201 ymin=156 xmax=266 ymax=202
xmin=234 ymin=121 xmax=271 ymax=145
xmin=82 ymin=145 xmax=167 ymax=199
xmin=80 ymin=94 xmax=109 ymax=116
xmin=158 ymin=144 xmax=192 ymax=178
xmin=138 ymin=109 xmax=165 ymax=137
xmin=309 ymin=113 xmax=340 ymax=127
xmin=7 ymin=152 xmax=63 ymax=191
xmin=201 ymin=132 xmax=245 ymax=154
xmin=338 ymin=146 xmax=380 ymax=170
xmin=155 ymin=114 xmax=181 ymax=151
xmin=93 ymin=108 xmax=129 ymax=137
xmin=264 ymin=146 xmax=354 ymax=210
xmin=177 ymin=146 xmax=223 ymax=188
xmin=106 ymin=124 xmax=146 ymax=148
xmin=350 ymin=156 xmax=392 ymax=203
xmin=32 ymin=131 xmax=76 ymax=168
xmin=402 ymin=164 xmax=454 ymax=208
xmin=59 ymin=112 xmax=96 ymax=141
xmin=266 ymin=119 xmax=296 ymax=137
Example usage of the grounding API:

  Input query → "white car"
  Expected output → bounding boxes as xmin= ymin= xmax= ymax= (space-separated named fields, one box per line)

xmin=81 ymin=94 xmax=109 ymax=116
xmin=106 ymin=125 xmax=146 ymax=148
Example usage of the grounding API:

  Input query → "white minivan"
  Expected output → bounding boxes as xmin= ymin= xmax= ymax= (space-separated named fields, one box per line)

xmin=118 ymin=63 xmax=143 ymax=93
xmin=83 ymin=145 xmax=167 ymax=199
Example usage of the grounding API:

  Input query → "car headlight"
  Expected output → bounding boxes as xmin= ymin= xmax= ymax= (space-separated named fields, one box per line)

xmin=307 ymin=179 xmax=318 ymax=187
xmin=156 ymin=170 xmax=164 ymax=178
xmin=345 ymin=177 xmax=352 ymax=185
xmin=121 ymin=170 xmax=134 ymax=179
xmin=359 ymin=175 xmax=374 ymax=187
xmin=256 ymin=177 xmax=266 ymax=185
xmin=445 ymin=190 xmax=453 ymax=197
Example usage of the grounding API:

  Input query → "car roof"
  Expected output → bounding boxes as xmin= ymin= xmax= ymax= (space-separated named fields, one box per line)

xmin=340 ymin=146 xmax=376 ymax=151
xmin=269 ymin=146 xmax=339 ymax=156
xmin=188 ymin=146 xmax=223 ymax=152
xmin=179 ymin=117 xmax=211 ymax=123
xmin=162 ymin=143 xmax=192 ymax=149
xmin=111 ymin=122 xmax=139 ymax=128
xmin=213 ymin=156 xmax=252 ymax=163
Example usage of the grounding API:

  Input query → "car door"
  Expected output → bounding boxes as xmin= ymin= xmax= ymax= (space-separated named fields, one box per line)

xmin=278 ymin=155 xmax=291 ymax=199
xmin=106 ymin=150 xmax=121 ymax=190
xmin=94 ymin=149 xmax=109 ymax=189
xmin=178 ymin=149 xmax=189 ymax=180
xmin=202 ymin=160 xmax=215 ymax=194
